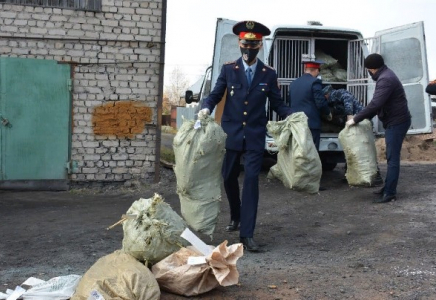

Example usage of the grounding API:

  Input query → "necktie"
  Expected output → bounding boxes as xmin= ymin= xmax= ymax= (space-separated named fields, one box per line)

xmin=246 ymin=68 xmax=252 ymax=86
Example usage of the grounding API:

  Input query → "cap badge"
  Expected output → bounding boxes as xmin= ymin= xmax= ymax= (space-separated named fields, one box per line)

xmin=246 ymin=21 xmax=255 ymax=30
xmin=243 ymin=32 xmax=257 ymax=39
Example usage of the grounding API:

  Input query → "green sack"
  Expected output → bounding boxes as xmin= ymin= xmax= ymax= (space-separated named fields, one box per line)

xmin=173 ymin=116 xmax=227 ymax=238
xmin=122 ymin=193 xmax=188 ymax=265
xmin=339 ymin=119 xmax=378 ymax=186
xmin=267 ymin=112 xmax=322 ymax=194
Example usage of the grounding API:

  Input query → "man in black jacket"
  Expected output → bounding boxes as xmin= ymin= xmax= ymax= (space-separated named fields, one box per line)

xmin=346 ymin=53 xmax=411 ymax=203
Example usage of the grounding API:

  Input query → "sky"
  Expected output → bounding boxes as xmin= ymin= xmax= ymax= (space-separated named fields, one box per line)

xmin=164 ymin=0 xmax=436 ymax=87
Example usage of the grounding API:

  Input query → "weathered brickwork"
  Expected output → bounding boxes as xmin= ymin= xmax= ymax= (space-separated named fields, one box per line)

xmin=92 ymin=101 xmax=153 ymax=137
xmin=0 ymin=0 xmax=163 ymax=185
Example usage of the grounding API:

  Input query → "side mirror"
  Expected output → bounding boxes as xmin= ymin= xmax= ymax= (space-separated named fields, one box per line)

xmin=185 ymin=90 xmax=194 ymax=104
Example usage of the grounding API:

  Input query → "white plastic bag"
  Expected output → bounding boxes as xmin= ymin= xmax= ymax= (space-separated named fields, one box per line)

xmin=7 ymin=275 xmax=82 ymax=300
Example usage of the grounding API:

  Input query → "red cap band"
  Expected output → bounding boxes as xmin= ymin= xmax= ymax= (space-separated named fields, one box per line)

xmin=304 ymin=62 xmax=321 ymax=68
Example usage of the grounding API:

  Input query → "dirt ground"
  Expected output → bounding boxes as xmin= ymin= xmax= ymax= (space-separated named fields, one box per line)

xmin=1 ymin=132 xmax=436 ymax=299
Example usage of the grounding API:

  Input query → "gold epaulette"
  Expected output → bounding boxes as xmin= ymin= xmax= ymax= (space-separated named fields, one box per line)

xmin=264 ymin=64 xmax=276 ymax=71
xmin=224 ymin=60 xmax=236 ymax=65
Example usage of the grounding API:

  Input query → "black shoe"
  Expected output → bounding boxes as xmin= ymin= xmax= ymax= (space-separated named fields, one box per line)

xmin=373 ymin=194 xmax=396 ymax=203
xmin=225 ymin=220 xmax=239 ymax=232
xmin=372 ymin=175 xmax=384 ymax=186
xmin=373 ymin=187 xmax=384 ymax=195
xmin=319 ymin=186 xmax=327 ymax=191
xmin=240 ymin=237 xmax=260 ymax=252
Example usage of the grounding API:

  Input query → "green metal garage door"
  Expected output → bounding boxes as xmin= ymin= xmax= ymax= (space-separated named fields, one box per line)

xmin=0 ymin=57 xmax=71 ymax=189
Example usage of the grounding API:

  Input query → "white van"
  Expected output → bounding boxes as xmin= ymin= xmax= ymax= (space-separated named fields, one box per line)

xmin=188 ymin=18 xmax=433 ymax=170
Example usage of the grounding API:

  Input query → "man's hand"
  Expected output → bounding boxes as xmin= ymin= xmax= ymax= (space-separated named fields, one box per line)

xmin=198 ymin=108 xmax=210 ymax=120
xmin=346 ymin=118 xmax=355 ymax=126
xmin=347 ymin=115 xmax=354 ymax=121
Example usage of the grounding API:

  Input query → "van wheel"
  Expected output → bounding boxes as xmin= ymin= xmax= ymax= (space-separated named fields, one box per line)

xmin=322 ymin=162 xmax=337 ymax=171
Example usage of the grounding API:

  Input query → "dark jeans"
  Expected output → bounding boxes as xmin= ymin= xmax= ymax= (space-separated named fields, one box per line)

xmin=383 ymin=119 xmax=411 ymax=196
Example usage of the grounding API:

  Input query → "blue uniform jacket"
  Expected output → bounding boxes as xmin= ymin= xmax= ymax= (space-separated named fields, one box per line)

xmin=288 ymin=73 xmax=330 ymax=130
xmin=202 ymin=57 xmax=292 ymax=151
xmin=328 ymin=89 xmax=364 ymax=115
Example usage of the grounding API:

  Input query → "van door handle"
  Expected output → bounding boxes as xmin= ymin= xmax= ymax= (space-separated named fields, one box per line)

xmin=0 ymin=115 xmax=12 ymax=128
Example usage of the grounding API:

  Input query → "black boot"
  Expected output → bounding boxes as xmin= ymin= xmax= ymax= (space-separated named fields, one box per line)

xmin=225 ymin=220 xmax=239 ymax=232
xmin=373 ymin=187 xmax=384 ymax=195
xmin=373 ymin=194 xmax=396 ymax=203
xmin=372 ymin=171 xmax=384 ymax=186
xmin=240 ymin=237 xmax=260 ymax=252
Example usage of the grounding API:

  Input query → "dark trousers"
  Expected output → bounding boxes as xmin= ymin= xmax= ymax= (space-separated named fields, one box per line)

xmin=222 ymin=148 xmax=264 ymax=238
xmin=383 ymin=119 xmax=411 ymax=196
xmin=310 ymin=128 xmax=321 ymax=150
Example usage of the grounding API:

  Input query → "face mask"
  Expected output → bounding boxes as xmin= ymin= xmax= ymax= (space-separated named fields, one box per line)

xmin=368 ymin=70 xmax=376 ymax=80
xmin=240 ymin=47 xmax=259 ymax=64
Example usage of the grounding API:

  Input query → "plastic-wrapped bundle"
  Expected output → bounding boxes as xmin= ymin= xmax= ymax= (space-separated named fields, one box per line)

xmin=173 ymin=116 xmax=227 ymax=238
xmin=267 ymin=112 xmax=322 ymax=194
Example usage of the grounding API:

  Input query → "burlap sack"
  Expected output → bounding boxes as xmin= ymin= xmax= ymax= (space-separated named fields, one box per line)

xmin=71 ymin=250 xmax=160 ymax=300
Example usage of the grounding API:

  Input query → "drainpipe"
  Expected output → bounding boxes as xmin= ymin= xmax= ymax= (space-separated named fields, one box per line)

xmin=155 ymin=0 xmax=167 ymax=183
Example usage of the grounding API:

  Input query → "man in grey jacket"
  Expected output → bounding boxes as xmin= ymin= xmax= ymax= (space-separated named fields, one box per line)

xmin=346 ymin=53 xmax=411 ymax=203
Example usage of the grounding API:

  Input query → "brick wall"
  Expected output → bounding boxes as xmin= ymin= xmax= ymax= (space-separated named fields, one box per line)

xmin=0 ymin=0 xmax=163 ymax=185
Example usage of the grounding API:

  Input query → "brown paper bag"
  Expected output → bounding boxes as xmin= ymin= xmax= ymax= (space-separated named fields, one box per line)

xmin=151 ymin=240 xmax=243 ymax=296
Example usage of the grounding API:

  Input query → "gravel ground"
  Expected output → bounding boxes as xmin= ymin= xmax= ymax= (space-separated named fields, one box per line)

xmin=2 ymin=160 xmax=436 ymax=299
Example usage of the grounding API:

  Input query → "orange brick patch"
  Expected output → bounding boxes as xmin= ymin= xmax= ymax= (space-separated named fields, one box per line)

xmin=92 ymin=101 xmax=153 ymax=138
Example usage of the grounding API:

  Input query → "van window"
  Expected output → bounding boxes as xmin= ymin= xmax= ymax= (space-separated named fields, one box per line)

xmin=382 ymin=38 xmax=423 ymax=83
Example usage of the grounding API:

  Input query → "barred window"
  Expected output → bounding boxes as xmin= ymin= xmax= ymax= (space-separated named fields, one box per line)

xmin=0 ymin=0 xmax=102 ymax=11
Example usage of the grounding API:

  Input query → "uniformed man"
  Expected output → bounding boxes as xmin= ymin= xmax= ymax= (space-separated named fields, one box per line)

xmin=322 ymin=85 xmax=364 ymax=122
xmin=198 ymin=20 xmax=293 ymax=252
xmin=322 ymin=84 xmax=384 ymax=186
xmin=288 ymin=60 xmax=331 ymax=150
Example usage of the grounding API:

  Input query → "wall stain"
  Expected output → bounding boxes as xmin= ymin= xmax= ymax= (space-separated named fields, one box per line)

xmin=92 ymin=101 xmax=152 ymax=138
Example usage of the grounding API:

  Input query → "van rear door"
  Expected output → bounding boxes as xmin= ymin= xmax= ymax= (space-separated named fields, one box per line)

xmin=348 ymin=21 xmax=432 ymax=135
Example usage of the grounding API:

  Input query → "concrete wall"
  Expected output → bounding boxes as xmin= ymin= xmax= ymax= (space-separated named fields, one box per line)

xmin=0 ymin=0 xmax=163 ymax=186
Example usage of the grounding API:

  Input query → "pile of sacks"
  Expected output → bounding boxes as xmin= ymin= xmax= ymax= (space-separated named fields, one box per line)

xmin=316 ymin=49 xmax=347 ymax=82
xmin=71 ymin=193 xmax=243 ymax=299
xmin=71 ymin=116 xmax=238 ymax=299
